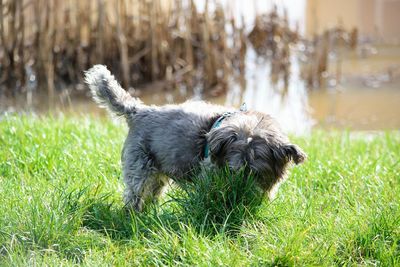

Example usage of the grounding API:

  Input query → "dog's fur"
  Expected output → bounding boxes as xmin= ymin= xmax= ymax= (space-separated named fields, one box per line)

xmin=85 ymin=65 xmax=306 ymax=211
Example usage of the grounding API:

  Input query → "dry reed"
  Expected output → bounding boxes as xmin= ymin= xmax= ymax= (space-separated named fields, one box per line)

xmin=248 ymin=6 xmax=298 ymax=92
xmin=0 ymin=0 xmax=246 ymax=98
xmin=300 ymin=26 xmax=359 ymax=89
xmin=0 ymin=0 xmax=360 ymax=105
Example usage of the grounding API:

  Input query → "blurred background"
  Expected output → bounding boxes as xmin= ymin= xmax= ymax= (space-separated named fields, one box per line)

xmin=1 ymin=0 xmax=399 ymax=134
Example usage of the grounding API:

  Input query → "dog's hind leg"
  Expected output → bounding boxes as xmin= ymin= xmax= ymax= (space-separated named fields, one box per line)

xmin=122 ymin=141 xmax=155 ymax=212
xmin=123 ymin=168 xmax=149 ymax=212
xmin=124 ymin=176 xmax=147 ymax=212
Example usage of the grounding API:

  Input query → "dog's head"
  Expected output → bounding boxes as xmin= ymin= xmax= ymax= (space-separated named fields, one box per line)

xmin=206 ymin=112 xmax=306 ymax=190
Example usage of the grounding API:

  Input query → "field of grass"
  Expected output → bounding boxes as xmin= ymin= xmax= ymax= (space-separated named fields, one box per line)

xmin=0 ymin=115 xmax=399 ymax=266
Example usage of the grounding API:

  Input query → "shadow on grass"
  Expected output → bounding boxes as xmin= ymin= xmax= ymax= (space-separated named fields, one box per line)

xmin=82 ymin=168 xmax=265 ymax=239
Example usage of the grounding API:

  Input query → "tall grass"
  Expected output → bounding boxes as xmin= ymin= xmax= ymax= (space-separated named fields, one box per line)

xmin=0 ymin=115 xmax=399 ymax=265
xmin=176 ymin=167 xmax=264 ymax=236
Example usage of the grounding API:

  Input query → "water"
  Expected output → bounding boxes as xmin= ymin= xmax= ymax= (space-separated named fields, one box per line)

xmin=115 ymin=44 xmax=400 ymax=134
xmin=2 ymin=44 xmax=399 ymax=135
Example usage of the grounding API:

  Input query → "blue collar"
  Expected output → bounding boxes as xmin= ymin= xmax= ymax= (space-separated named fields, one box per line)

xmin=204 ymin=112 xmax=235 ymax=159
xmin=203 ymin=103 xmax=247 ymax=159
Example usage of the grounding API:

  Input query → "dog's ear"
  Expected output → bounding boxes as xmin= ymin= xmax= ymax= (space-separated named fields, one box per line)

xmin=207 ymin=127 xmax=238 ymax=157
xmin=281 ymin=144 xmax=307 ymax=164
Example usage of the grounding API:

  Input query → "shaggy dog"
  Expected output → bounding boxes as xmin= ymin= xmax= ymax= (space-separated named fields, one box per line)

xmin=85 ymin=65 xmax=306 ymax=211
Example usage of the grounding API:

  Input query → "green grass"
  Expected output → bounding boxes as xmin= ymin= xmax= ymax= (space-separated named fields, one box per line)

xmin=0 ymin=115 xmax=399 ymax=266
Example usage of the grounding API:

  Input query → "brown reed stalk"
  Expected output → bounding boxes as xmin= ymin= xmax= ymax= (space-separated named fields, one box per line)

xmin=0 ymin=0 xmax=5 ymax=49
xmin=45 ymin=0 xmax=55 ymax=106
xmin=116 ymin=0 xmax=130 ymax=88
xmin=95 ymin=0 xmax=105 ymax=63
xmin=17 ymin=0 xmax=25 ymax=87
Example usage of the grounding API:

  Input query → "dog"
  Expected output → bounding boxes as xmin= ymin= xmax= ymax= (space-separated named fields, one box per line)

xmin=85 ymin=65 xmax=306 ymax=211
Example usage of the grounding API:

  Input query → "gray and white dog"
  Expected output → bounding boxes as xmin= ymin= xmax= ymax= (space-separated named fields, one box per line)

xmin=85 ymin=65 xmax=306 ymax=211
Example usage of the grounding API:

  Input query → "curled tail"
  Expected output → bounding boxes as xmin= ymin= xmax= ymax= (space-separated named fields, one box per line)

xmin=84 ymin=65 xmax=142 ymax=116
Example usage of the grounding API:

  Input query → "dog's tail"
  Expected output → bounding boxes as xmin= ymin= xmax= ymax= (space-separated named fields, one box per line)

xmin=84 ymin=65 xmax=142 ymax=116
